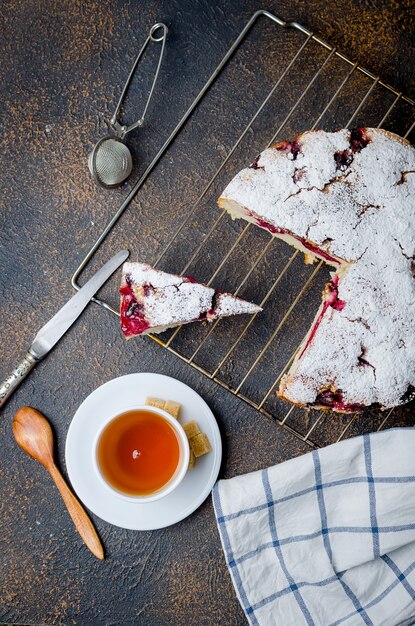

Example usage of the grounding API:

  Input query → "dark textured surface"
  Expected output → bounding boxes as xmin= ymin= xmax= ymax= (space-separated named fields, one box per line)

xmin=0 ymin=1 xmax=414 ymax=624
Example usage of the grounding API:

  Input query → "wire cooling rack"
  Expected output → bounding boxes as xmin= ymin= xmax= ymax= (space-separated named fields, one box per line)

xmin=71 ymin=10 xmax=415 ymax=448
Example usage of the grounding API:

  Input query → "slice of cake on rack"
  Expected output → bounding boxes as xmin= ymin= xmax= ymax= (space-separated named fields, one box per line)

xmin=219 ymin=128 xmax=415 ymax=412
xmin=120 ymin=262 xmax=262 ymax=338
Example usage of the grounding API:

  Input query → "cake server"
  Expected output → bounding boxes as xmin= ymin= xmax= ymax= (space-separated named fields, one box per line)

xmin=0 ymin=249 xmax=129 ymax=409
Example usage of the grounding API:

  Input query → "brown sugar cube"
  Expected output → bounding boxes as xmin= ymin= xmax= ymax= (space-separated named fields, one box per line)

xmin=188 ymin=449 xmax=196 ymax=470
xmin=164 ymin=400 xmax=181 ymax=419
xmin=183 ymin=420 xmax=201 ymax=439
xmin=145 ymin=397 xmax=166 ymax=410
xmin=190 ymin=432 xmax=212 ymax=458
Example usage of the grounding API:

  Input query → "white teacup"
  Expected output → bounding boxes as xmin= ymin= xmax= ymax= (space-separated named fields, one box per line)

xmin=93 ymin=405 xmax=190 ymax=503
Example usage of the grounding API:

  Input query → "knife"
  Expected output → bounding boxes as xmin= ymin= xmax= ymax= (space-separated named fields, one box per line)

xmin=0 ymin=249 xmax=129 ymax=409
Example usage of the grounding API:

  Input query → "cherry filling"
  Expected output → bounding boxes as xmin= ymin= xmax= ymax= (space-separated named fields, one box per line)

xmin=298 ymin=304 xmax=329 ymax=360
xmin=196 ymin=292 xmax=220 ymax=321
xmin=120 ymin=280 xmax=150 ymax=337
xmin=314 ymin=389 xmax=366 ymax=412
xmin=349 ymin=128 xmax=370 ymax=152
xmin=298 ymin=275 xmax=345 ymax=359
xmin=197 ymin=309 xmax=215 ymax=321
xmin=184 ymin=275 xmax=198 ymax=284
xmin=324 ymin=274 xmax=346 ymax=311
xmin=252 ymin=215 xmax=340 ymax=265
xmin=300 ymin=240 xmax=340 ymax=265
xmin=275 ymin=139 xmax=302 ymax=160
xmin=142 ymin=283 xmax=154 ymax=297
xmin=334 ymin=149 xmax=353 ymax=171
xmin=334 ymin=128 xmax=370 ymax=171
xmin=314 ymin=389 xmax=381 ymax=412
xmin=255 ymin=218 xmax=287 ymax=236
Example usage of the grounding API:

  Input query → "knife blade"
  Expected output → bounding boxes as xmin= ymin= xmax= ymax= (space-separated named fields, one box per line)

xmin=0 ymin=249 xmax=129 ymax=409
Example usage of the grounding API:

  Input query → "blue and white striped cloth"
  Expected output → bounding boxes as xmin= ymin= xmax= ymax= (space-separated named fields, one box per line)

xmin=213 ymin=428 xmax=415 ymax=626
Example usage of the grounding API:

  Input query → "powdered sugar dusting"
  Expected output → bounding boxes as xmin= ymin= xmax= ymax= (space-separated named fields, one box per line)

xmin=214 ymin=292 xmax=260 ymax=317
xmin=220 ymin=128 xmax=415 ymax=410
xmin=121 ymin=262 xmax=262 ymax=336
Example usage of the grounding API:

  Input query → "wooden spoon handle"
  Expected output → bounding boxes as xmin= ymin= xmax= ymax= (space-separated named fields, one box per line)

xmin=48 ymin=463 xmax=104 ymax=560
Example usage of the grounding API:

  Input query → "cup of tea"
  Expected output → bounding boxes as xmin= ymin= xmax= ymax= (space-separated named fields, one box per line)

xmin=93 ymin=405 xmax=190 ymax=502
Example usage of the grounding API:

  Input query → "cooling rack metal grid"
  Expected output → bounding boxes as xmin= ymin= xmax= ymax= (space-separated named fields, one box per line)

xmin=71 ymin=10 xmax=415 ymax=448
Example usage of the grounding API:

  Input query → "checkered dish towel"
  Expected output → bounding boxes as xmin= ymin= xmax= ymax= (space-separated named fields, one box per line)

xmin=212 ymin=429 xmax=415 ymax=626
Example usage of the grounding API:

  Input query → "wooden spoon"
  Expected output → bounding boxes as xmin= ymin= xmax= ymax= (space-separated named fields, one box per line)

xmin=13 ymin=406 xmax=104 ymax=560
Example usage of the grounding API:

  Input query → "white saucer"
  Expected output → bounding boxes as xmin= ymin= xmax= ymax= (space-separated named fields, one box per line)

xmin=65 ymin=373 xmax=222 ymax=530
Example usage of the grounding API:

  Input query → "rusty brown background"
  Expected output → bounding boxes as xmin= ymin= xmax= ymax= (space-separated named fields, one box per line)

xmin=1 ymin=1 xmax=414 ymax=624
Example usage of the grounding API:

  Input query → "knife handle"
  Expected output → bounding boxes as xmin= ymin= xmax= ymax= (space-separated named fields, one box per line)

xmin=0 ymin=352 xmax=39 ymax=409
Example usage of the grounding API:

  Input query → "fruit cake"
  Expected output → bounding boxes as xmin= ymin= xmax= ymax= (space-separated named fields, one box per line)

xmin=219 ymin=128 xmax=415 ymax=412
xmin=120 ymin=262 xmax=262 ymax=338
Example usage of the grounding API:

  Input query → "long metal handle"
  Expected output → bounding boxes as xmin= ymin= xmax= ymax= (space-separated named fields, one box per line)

xmin=110 ymin=22 xmax=168 ymax=137
xmin=0 ymin=352 xmax=39 ymax=409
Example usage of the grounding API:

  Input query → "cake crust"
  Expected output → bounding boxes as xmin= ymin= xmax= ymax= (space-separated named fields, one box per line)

xmin=219 ymin=128 xmax=415 ymax=411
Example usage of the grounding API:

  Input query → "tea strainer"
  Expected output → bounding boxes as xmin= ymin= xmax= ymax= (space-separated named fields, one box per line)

xmin=88 ymin=22 xmax=168 ymax=189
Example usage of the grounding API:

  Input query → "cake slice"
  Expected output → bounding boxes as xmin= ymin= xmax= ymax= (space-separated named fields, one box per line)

xmin=120 ymin=262 xmax=262 ymax=338
xmin=219 ymin=128 xmax=415 ymax=412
